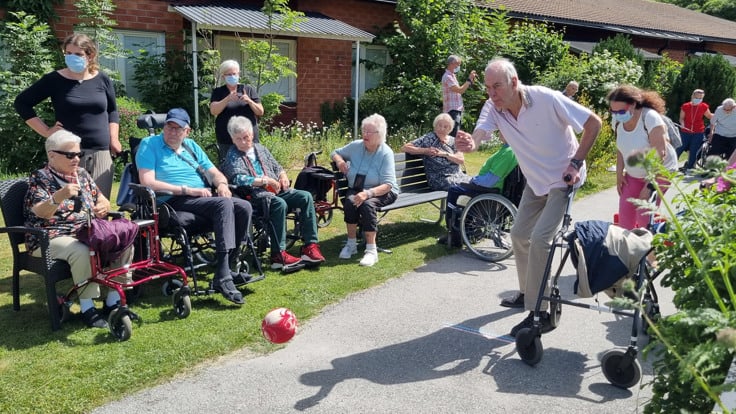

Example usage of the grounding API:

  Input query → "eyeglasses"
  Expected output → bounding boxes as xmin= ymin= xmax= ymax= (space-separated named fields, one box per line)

xmin=164 ymin=124 xmax=186 ymax=132
xmin=362 ymin=130 xmax=379 ymax=135
xmin=51 ymin=150 xmax=84 ymax=159
xmin=609 ymin=105 xmax=631 ymax=115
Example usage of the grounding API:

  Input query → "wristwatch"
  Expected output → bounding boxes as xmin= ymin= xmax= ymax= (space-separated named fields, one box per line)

xmin=48 ymin=195 xmax=60 ymax=206
xmin=569 ymin=158 xmax=584 ymax=171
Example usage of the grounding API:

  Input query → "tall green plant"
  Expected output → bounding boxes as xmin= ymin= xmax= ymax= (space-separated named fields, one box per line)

xmin=74 ymin=0 xmax=124 ymax=67
xmin=131 ymin=49 xmax=194 ymax=115
xmin=0 ymin=11 xmax=56 ymax=174
xmin=0 ymin=0 xmax=63 ymax=23
xmin=620 ymin=152 xmax=736 ymax=413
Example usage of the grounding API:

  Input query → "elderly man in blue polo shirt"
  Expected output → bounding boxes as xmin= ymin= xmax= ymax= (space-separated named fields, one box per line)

xmin=135 ymin=108 xmax=253 ymax=305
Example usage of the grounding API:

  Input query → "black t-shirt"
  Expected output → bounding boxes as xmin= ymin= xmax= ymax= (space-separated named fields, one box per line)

xmin=211 ymin=84 xmax=261 ymax=144
xmin=14 ymin=71 xmax=119 ymax=150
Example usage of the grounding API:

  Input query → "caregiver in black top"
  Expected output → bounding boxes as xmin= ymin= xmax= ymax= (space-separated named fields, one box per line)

xmin=15 ymin=32 xmax=121 ymax=199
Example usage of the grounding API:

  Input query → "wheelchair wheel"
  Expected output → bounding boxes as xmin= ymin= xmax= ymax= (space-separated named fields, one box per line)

xmin=108 ymin=308 xmax=132 ymax=341
xmin=515 ymin=328 xmax=543 ymax=366
xmin=315 ymin=202 xmax=334 ymax=228
xmin=285 ymin=212 xmax=300 ymax=250
xmin=549 ymin=290 xmax=562 ymax=328
xmin=459 ymin=194 xmax=517 ymax=262
xmin=601 ymin=349 xmax=642 ymax=389
xmin=694 ymin=142 xmax=709 ymax=169
xmin=173 ymin=288 xmax=191 ymax=319
xmin=192 ymin=233 xmax=217 ymax=265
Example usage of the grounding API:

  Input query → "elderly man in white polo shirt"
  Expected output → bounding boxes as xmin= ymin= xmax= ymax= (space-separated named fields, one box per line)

xmin=456 ymin=57 xmax=601 ymax=337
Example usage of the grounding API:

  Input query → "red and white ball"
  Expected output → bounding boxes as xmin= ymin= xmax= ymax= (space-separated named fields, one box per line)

xmin=261 ymin=307 xmax=298 ymax=344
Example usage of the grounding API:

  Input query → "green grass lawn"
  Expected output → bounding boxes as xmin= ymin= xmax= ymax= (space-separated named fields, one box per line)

xmin=0 ymin=149 xmax=615 ymax=413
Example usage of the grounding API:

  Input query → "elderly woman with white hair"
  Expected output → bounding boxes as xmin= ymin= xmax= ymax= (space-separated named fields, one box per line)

xmin=331 ymin=114 xmax=399 ymax=267
xmin=707 ymin=97 xmax=736 ymax=160
xmin=401 ymin=112 xmax=469 ymax=190
xmin=209 ymin=59 xmax=264 ymax=160
xmin=24 ymin=129 xmax=133 ymax=329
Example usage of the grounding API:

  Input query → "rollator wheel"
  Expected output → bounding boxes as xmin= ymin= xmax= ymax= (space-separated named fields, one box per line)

xmin=57 ymin=295 xmax=73 ymax=324
xmin=515 ymin=328 xmax=543 ymax=366
xmin=549 ymin=295 xmax=562 ymax=328
xmin=162 ymin=278 xmax=184 ymax=296
xmin=601 ymin=349 xmax=641 ymax=389
xmin=108 ymin=308 xmax=132 ymax=341
xmin=173 ymin=288 xmax=192 ymax=319
xmin=316 ymin=206 xmax=333 ymax=228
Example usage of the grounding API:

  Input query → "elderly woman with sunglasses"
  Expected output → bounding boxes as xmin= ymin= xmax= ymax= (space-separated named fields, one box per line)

xmin=24 ymin=130 xmax=133 ymax=329
xmin=331 ymin=114 xmax=399 ymax=267
xmin=607 ymin=85 xmax=678 ymax=230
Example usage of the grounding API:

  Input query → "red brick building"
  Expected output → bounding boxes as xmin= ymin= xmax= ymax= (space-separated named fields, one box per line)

xmin=4 ymin=0 xmax=736 ymax=127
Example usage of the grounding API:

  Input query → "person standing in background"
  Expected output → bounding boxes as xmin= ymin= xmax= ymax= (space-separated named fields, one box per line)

xmin=678 ymin=88 xmax=713 ymax=171
xmin=442 ymin=55 xmax=477 ymax=138
xmin=707 ymin=98 xmax=736 ymax=160
xmin=210 ymin=59 xmax=264 ymax=162
xmin=562 ymin=81 xmax=579 ymax=99
xmin=15 ymin=33 xmax=121 ymax=199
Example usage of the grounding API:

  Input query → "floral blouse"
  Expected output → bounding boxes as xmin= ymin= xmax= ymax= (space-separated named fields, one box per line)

xmin=409 ymin=131 xmax=468 ymax=190
xmin=23 ymin=166 xmax=99 ymax=253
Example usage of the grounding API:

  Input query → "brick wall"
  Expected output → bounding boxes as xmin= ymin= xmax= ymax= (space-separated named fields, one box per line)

xmin=52 ymin=0 xmax=185 ymax=50
xmin=299 ymin=0 xmax=399 ymax=33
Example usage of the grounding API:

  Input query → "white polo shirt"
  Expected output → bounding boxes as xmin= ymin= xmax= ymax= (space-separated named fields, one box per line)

xmin=475 ymin=85 xmax=594 ymax=196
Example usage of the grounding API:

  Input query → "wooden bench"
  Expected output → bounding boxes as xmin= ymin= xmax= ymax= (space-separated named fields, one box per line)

xmin=336 ymin=152 xmax=448 ymax=226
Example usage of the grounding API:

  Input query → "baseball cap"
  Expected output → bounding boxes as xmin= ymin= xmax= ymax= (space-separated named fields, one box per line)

xmin=165 ymin=108 xmax=190 ymax=128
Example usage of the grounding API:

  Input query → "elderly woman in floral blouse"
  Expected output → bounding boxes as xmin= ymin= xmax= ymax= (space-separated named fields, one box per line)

xmin=401 ymin=113 xmax=469 ymax=190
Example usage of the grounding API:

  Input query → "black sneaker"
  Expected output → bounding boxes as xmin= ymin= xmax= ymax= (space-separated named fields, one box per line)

xmin=500 ymin=293 xmax=525 ymax=308
xmin=81 ymin=307 xmax=108 ymax=329
xmin=509 ymin=311 xmax=555 ymax=337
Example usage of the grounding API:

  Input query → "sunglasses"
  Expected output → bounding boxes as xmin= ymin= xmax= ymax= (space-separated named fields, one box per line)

xmin=609 ymin=105 xmax=631 ymax=115
xmin=52 ymin=150 xmax=85 ymax=159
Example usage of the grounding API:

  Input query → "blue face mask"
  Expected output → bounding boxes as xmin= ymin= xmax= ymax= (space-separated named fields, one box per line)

xmin=612 ymin=111 xmax=633 ymax=124
xmin=225 ymin=75 xmax=239 ymax=86
xmin=453 ymin=66 xmax=460 ymax=74
xmin=65 ymin=54 xmax=87 ymax=73
xmin=692 ymin=98 xmax=703 ymax=105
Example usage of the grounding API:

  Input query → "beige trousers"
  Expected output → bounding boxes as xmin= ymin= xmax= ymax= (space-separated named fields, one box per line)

xmin=510 ymin=186 xmax=569 ymax=311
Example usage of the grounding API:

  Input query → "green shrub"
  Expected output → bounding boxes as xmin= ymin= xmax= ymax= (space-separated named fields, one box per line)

xmin=666 ymin=53 xmax=736 ymax=120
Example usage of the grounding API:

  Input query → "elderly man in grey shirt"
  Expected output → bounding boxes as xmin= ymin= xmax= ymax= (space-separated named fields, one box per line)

xmin=708 ymin=98 xmax=736 ymax=160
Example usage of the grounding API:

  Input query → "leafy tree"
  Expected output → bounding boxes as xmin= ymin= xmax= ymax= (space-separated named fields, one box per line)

xmin=73 ymin=0 xmax=124 ymax=66
xmin=131 ymin=49 xmax=195 ymax=116
xmin=655 ymin=0 xmax=736 ymax=21
xmin=0 ymin=0 xmax=63 ymax=23
xmin=666 ymin=53 xmax=736 ymax=120
xmin=639 ymin=53 xmax=683 ymax=109
xmin=0 ymin=12 xmax=56 ymax=173
xmin=506 ymin=20 xmax=569 ymax=84
xmin=593 ymin=33 xmax=644 ymax=68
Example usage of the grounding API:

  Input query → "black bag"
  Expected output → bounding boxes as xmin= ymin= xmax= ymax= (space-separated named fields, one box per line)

xmin=294 ymin=166 xmax=335 ymax=202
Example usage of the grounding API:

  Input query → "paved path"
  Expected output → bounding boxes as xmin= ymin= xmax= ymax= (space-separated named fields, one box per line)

xmin=93 ymin=187 xmax=675 ymax=413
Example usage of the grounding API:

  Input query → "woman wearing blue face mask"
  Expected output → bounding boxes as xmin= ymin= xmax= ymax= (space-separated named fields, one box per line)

xmin=210 ymin=60 xmax=264 ymax=162
xmin=678 ymin=89 xmax=714 ymax=171
xmin=14 ymin=33 xmax=121 ymax=200
xmin=607 ymin=85 xmax=678 ymax=230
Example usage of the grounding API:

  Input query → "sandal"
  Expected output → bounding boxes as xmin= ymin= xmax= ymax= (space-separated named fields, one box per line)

xmin=212 ymin=278 xmax=244 ymax=305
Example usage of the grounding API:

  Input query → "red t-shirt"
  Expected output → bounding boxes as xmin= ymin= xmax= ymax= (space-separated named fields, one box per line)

xmin=681 ymin=102 xmax=710 ymax=133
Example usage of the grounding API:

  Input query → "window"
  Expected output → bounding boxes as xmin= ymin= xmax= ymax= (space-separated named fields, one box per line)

xmin=352 ymin=44 xmax=390 ymax=98
xmin=217 ymin=36 xmax=297 ymax=102
xmin=99 ymin=30 xmax=165 ymax=100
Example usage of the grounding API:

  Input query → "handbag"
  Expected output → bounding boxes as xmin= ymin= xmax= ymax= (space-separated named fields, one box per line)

xmin=77 ymin=217 xmax=138 ymax=264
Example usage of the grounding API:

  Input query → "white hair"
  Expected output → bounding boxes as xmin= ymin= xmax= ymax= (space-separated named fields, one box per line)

xmin=362 ymin=113 xmax=388 ymax=144
xmin=45 ymin=130 xmax=81 ymax=152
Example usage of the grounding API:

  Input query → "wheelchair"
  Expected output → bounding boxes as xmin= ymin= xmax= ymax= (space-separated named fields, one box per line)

xmin=447 ymin=165 xmax=525 ymax=262
xmin=119 ymin=114 xmax=265 ymax=298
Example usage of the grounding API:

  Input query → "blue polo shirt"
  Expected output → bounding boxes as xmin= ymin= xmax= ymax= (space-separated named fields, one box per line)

xmin=135 ymin=133 xmax=214 ymax=190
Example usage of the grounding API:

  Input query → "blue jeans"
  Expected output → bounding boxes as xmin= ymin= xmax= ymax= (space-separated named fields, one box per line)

xmin=677 ymin=131 xmax=705 ymax=169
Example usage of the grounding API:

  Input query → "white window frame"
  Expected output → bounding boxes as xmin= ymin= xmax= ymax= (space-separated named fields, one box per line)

xmin=352 ymin=44 xmax=390 ymax=98
xmin=216 ymin=35 xmax=297 ymax=102
xmin=100 ymin=29 xmax=165 ymax=99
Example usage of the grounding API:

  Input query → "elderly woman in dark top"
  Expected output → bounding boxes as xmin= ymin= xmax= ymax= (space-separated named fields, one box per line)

xmin=15 ymin=33 xmax=121 ymax=199
xmin=24 ymin=130 xmax=132 ymax=329
xmin=401 ymin=113 xmax=469 ymax=190
xmin=221 ymin=116 xmax=325 ymax=271
xmin=331 ymin=114 xmax=399 ymax=267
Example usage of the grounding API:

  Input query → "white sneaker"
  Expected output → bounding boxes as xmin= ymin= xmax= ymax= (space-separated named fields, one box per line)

xmin=359 ymin=250 xmax=378 ymax=267
xmin=339 ymin=243 xmax=358 ymax=259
